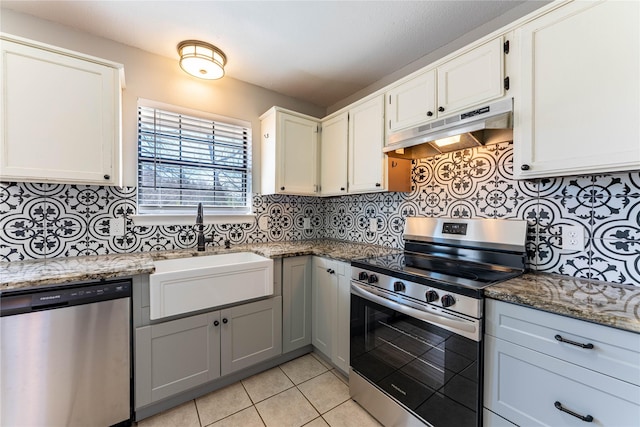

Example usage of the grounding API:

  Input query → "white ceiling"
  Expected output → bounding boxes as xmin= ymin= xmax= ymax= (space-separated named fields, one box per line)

xmin=2 ymin=1 xmax=544 ymax=108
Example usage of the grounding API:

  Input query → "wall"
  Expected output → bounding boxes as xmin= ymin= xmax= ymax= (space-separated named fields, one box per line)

xmin=2 ymin=143 xmax=639 ymax=286
xmin=0 ymin=9 xmax=326 ymax=188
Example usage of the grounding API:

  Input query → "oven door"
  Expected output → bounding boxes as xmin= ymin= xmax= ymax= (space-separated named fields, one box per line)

xmin=350 ymin=282 xmax=482 ymax=427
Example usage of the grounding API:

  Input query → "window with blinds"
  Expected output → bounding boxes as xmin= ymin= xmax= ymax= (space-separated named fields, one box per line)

xmin=137 ymin=102 xmax=252 ymax=214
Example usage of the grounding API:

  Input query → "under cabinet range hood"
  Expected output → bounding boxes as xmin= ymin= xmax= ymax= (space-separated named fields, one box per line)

xmin=385 ymin=98 xmax=513 ymax=159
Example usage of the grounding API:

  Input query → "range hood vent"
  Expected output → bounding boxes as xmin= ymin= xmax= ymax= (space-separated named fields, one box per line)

xmin=385 ymin=98 xmax=513 ymax=159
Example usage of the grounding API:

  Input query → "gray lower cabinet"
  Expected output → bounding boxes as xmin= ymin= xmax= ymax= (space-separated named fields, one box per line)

xmin=220 ymin=296 xmax=282 ymax=374
xmin=282 ymin=256 xmax=312 ymax=353
xmin=312 ymin=257 xmax=336 ymax=358
xmin=484 ymin=299 xmax=640 ymax=427
xmin=135 ymin=296 xmax=282 ymax=407
xmin=311 ymin=256 xmax=350 ymax=374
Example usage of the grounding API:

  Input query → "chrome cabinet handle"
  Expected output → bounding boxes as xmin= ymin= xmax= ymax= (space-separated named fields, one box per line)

xmin=555 ymin=334 xmax=594 ymax=349
xmin=554 ymin=401 xmax=593 ymax=422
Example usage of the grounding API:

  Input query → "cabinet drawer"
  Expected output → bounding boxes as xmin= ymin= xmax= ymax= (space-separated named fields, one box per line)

xmin=485 ymin=335 xmax=640 ymax=427
xmin=486 ymin=299 xmax=640 ymax=385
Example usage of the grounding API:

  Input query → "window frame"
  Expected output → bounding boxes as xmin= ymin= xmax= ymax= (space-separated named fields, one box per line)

xmin=134 ymin=99 xmax=254 ymax=223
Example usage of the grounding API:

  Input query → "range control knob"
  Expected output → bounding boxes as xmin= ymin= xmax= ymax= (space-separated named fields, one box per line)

xmin=425 ymin=290 xmax=439 ymax=303
xmin=441 ymin=294 xmax=456 ymax=308
xmin=368 ymin=274 xmax=379 ymax=284
xmin=393 ymin=281 xmax=406 ymax=292
xmin=358 ymin=271 xmax=369 ymax=281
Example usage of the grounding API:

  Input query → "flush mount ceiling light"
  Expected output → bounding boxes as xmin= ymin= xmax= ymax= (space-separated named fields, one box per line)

xmin=177 ymin=40 xmax=227 ymax=80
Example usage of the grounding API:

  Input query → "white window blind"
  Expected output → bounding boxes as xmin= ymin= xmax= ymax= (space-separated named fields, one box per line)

xmin=137 ymin=102 xmax=252 ymax=214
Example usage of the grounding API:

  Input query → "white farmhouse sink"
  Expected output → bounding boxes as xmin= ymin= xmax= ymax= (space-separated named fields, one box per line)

xmin=149 ymin=252 xmax=274 ymax=320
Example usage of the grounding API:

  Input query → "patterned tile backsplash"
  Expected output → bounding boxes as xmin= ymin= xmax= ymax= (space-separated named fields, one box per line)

xmin=2 ymin=142 xmax=639 ymax=285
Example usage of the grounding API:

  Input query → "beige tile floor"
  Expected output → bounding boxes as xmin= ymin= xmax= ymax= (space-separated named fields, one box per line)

xmin=137 ymin=352 xmax=382 ymax=427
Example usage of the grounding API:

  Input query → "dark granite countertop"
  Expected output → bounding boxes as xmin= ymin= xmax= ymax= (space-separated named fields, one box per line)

xmin=486 ymin=273 xmax=640 ymax=334
xmin=0 ymin=239 xmax=400 ymax=291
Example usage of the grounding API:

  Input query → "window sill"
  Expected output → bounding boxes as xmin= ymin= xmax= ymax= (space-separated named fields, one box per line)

xmin=130 ymin=213 xmax=257 ymax=227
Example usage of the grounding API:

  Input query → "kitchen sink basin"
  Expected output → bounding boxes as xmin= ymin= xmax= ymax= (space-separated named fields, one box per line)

xmin=149 ymin=252 xmax=274 ymax=320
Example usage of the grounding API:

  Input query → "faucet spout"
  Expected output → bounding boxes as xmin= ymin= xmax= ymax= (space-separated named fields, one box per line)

xmin=195 ymin=203 xmax=213 ymax=251
xmin=196 ymin=202 xmax=204 ymax=227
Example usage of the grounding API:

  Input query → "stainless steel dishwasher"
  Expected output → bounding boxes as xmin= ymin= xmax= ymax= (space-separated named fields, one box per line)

xmin=1 ymin=279 xmax=132 ymax=426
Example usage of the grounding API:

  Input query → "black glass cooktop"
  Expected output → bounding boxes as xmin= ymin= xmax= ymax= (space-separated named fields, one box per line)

xmin=352 ymin=252 xmax=523 ymax=291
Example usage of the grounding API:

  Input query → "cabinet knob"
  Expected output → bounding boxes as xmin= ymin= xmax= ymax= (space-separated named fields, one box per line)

xmin=521 ymin=164 xmax=530 ymax=171
xmin=264 ymin=133 xmax=269 ymax=139
xmin=103 ymin=174 xmax=110 ymax=180
xmin=213 ymin=320 xmax=220 ymax=327
xmin=280 ymin=186 xmax=285 ymax=191
xmin=438 ymin=106 xmax=445 ymax=112
xmin=222 ymin=318 xmax=228 ymax=324
xmin=326 ymin=268 xmax=335 ymax=274
xmin=427 ymin=111 xmax=433 ymax=117
xmin=340 ymin=187 xmax=345 ymax=191
xmin=375 ymin=183 xmax=381 ymax=187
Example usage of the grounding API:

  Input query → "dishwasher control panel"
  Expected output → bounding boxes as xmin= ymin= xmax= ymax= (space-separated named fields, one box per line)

xmin=1 ymin=279 xmax=131 ymax=316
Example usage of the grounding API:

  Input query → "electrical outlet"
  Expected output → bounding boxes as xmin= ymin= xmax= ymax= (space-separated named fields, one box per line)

xmin=303 ymin=217 xmax=311 ymax=230
xmin=109 ymin=217 xmax=126 ymax=237
xmin=369 ymin=218 xmax=377 ymax=232
xmin=561 ymin=225 xmax=585 ymax=251
xmin=258 ymin=216 xmax=269 ymax=231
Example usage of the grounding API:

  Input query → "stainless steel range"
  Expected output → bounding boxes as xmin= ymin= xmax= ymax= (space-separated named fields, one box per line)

xmin=349 ymin=217 xmax=527 ymax=427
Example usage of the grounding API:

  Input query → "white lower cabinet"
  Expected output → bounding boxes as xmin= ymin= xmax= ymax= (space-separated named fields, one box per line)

xmin=312 ymin=256 xmax=350 ymax=373
xmin=135 ymin=297 xmax=282 ymax=407
xmin=484 ymin=300 xmax=640 ymax=427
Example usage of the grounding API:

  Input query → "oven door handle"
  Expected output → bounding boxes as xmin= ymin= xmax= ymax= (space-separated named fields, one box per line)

xmin=351 ymin=282 xmax=480 ymax=340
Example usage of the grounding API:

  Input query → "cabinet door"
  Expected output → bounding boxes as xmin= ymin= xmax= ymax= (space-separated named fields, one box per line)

xmin=320 ymin=113 xmax=348 ymax=196
xmin=333 ymin=261 xmax=351 ymax=374
xmin=260 ymin=110 xmax=278 ymax=195
xmin=134 ymin=311 xmax=220 ymax=407
xmin=282 ymin=256 xmax=313 ymax=353
xmin=220 ymin=297 xmax=282 ymax=375
xmin=485 ymin=335 xmax=640 ymax=427
xmin=348 ymin=96 xmax=386 ymax=193
xmin=277 ymin=113 xmax=319 ymax=195
xmin=0 ymin=38 xmax=121 ymax=185
xmin=514 ymin=0 xmax=640 ymax=178
xmin=386 ymin=69 xmax=436 ymax=134
xmin=437 ymin=37 xmax=504 ymax=116
xmin=312 ymin=257 xmax=337 ymax=358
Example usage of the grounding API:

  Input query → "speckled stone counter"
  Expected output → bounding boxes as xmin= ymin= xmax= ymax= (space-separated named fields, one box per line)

xmin=0 ymin=239 xmax=400 ymax=291
xmin=486 ymin=273 xmax=640 ymax=334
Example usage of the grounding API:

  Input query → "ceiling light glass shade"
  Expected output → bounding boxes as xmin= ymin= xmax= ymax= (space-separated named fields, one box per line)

xmin=177 ymin=40 xmax=226 ymax=79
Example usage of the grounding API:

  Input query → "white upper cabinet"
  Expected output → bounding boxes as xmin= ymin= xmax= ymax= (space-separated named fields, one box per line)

xmin=385 ymin=36 xmax=505 ymax=139
xmin=260 ymin=107 xmax=320 ymax=196
xmin=386 ymin=69 xmax=436 ymax=133
xmin=348 ymin=95 xmax=386 ymax=193
xmin=0 ymin=34 xmax=123 ymax=186
xmin=513 ymin=0 xmax=640 ymax=179
xmin=437 ymin=36 xmax=505 ymax=116
xmin=320 ymin=112 xmax=348 ymax=196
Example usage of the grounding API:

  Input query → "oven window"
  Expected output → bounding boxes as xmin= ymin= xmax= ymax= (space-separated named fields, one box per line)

xmin=350 ymin=293 xmax=481 ymax=427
